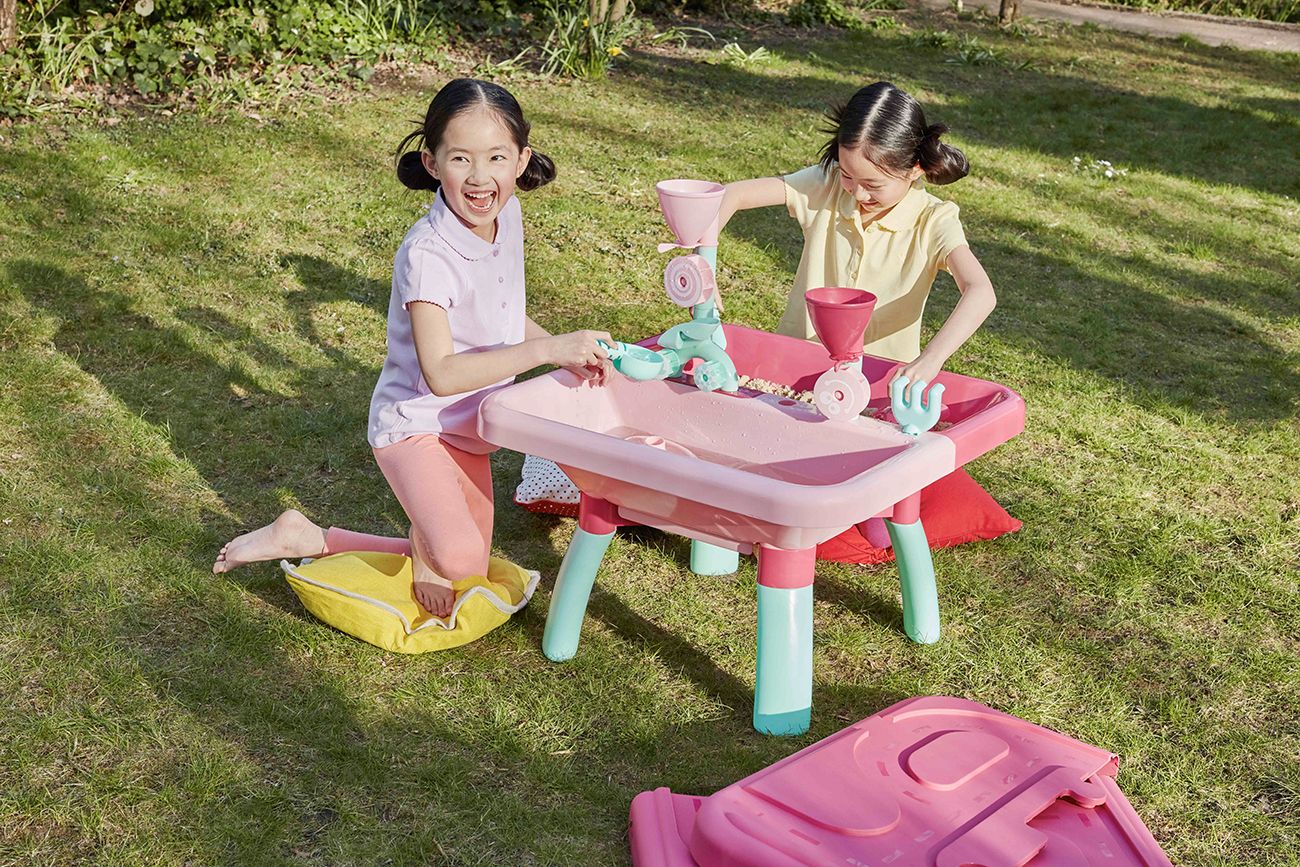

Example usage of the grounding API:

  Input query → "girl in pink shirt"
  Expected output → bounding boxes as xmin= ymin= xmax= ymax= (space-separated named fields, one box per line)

xmin=213 ymin=79 xmax=612 ymax=617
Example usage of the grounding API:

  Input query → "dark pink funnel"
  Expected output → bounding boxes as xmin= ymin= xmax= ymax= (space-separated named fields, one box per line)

xmin=805 ymin=287 xmax=877 ymax=362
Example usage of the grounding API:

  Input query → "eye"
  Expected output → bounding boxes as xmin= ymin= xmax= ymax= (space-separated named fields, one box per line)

xmin=491 ymin=154 xmax=507 ymax=161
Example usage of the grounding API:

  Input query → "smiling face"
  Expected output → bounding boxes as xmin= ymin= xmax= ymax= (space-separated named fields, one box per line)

xmin=422 ymin=106 xmax=532 ymax=242
xmin=836 ymin=144 xmax=923 ymax=221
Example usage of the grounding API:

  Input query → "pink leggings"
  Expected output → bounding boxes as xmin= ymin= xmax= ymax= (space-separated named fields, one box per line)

xmin=319 ymin=434 xmax=494 ymax=582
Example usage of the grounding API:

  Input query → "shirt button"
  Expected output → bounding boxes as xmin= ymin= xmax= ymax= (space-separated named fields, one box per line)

xmin=498 ymin=276 xmax=504 ymax=283
xmin=501 ymin=302 xmax=507 ymax=309
xmin=493 ymin=249 xmax=500 ymax=257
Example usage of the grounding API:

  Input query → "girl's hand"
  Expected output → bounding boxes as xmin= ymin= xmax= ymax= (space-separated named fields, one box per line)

xmin=547 ymin=330 xmax=612 ymax=369
xmin=891 ymin=354 xmax=944 ymax=403
xmin=563 ymin=357 xmax=614 ymax=387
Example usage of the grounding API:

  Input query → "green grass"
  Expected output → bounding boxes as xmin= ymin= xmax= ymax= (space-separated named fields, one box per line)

xmin=2 ymin=15 xmax=1298 ymax=866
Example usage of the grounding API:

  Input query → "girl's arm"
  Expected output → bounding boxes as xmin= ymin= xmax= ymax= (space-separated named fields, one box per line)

xmin=718 ymin=177 xmax=787 ymax=232
xmin=410 ymin=302 xmax=610 ymax=397
xmin=893 ymin=245 xmax=997 ymax=398
xmin=524 ymin=316 xmax=550 ymax=341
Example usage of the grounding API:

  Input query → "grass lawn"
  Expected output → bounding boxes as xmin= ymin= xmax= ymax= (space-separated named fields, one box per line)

xmin=1 ymin=11 xmax=1298 ymax=865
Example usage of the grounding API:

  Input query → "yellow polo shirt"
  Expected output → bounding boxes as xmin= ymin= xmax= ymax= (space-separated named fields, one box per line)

xmin=778 ymin=165 xmax=968 ymax=362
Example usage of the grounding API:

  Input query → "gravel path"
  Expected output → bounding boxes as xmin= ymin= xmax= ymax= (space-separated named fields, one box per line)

xmin=917 ymin=0 xmax=1300 ymax=51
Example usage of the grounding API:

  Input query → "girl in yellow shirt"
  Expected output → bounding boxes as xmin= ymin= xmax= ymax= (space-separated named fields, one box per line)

xmin=719 ymin=81 xmax=996 ymax=400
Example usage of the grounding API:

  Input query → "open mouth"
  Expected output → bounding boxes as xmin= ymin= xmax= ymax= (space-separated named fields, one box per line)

xmin=464 ymin=189 xmax=497 ymax=214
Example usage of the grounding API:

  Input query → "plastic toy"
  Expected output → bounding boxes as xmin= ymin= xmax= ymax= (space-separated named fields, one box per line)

xmin=892 ymin=374 xmax=946 ymax=436
xmin=477 ymin=181 xmax=1026 ymax=735
xmin=597 ymin=180 xmax=740 ymax=395
xmin=805 ymin=286 xmax=876 ymax=420
xmin=628 ymin=696 xmax=1173 ymax=867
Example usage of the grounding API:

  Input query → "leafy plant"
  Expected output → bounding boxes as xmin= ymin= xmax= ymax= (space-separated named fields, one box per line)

xmin=0 ymin=0 xmax=451 ymax=116
xmin=470 ymin=46 xmax=534 ymax=79
xmin=905 ymin=27 xmax=957 ymax=48
xmin=849 ymin=0 xmax=906 ymax=10
xmin=647 ymin=23 xmax=715 ymax=47
xmin=539 ymin=0 xmax=640 ymax=79
xmin=1002 ymin=18 xmax=1049 ymax=39
xmin=946 ymin=35 xmax=1002 ymax=64
xmin=788 ymin=0 xmax=865 ymax=30
xmin=719 ymin=41 xmax=771 ymax=65
xmin=944 ymin=34 xmax=1032 ymax=67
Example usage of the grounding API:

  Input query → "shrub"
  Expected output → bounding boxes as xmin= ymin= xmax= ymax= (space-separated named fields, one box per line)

xmin=0 ymin=0 xmax=450 ymax=115
xmin=787 ymin=0 xmax=865 ymax=30
xmin=539 ymin=0 xmax=640 ymax=79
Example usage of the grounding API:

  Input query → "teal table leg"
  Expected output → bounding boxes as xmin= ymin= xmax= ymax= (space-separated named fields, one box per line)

xmin=753 ymin=546 xmax=815 ymax=736
xmin=542 ymin=527 xmax=613 ymax=661
xmin=886 ymin=518 xmax=941 ymax=644
xmin=690 ymin=540 xmax=739 ymax=576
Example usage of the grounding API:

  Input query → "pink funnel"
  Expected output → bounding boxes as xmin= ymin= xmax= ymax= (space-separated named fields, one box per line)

xmin=806 ymin=287 xmax=877 ymax=362
xmin=656 ymin=180 xmax=724 ymax=248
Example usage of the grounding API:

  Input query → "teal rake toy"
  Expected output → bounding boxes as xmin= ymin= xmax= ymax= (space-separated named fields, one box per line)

xmin=890 ymin=376 xmax=945 ymax=435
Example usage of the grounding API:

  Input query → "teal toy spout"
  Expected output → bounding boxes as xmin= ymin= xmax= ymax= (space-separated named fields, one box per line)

xmin=657 ymin=308 xmax=739 ymax=393
xmin=599 ymin=339 xmax=683 ymax=382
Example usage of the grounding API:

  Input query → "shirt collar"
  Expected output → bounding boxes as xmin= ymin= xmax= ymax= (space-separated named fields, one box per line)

xmin=427 ymin=188 xmax=505 ymax=261
xmin=838 ymin=180 xmax=928 ymax=233
xmin=877 ymin=183 xmax=928 ymax=231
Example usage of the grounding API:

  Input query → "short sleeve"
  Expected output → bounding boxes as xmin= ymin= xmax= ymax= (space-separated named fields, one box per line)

xmin=395 ymin=240 xmax=462 ymax=311
xmin=928 ymin=201 xmax=968 ymax=272
xmin=783 ymin=165 xmax=837 ymax=230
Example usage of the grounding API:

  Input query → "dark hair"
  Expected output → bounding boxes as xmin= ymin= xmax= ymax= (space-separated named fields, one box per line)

xmin=395 ymin=78 xmax=556 ymax=193
xmin=817 ymin=81 xmax=969 ymax=185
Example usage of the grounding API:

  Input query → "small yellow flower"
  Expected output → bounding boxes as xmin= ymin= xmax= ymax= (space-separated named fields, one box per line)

xmin=608 ymin=45 xmax=622 ymax=56
xmin=582 ymin=17 xmax=589 ymax=26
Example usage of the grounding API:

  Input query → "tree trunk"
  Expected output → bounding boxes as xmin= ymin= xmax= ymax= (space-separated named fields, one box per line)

xmin=589 ymin=0 xmax=610 ymax=24
xmin=609 ymin=0 xmax=630 ymax=23
xmin=0 ymin=0 xmax=18 ymax=53
xmin=998 ymin=0 xmax=1020 ymax=24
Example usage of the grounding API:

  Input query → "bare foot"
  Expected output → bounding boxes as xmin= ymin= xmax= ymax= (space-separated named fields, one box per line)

xmin=411 ymin=551 xmax=456 ymax=618
xmin=213 ymin=509 xmax=327 ymax=574
xmin=413 ymin=580 xmax=455 ymax=619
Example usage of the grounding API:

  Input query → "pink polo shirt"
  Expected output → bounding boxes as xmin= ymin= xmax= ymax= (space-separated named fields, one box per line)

xmin=368 ymin=189 xmax=527 ymax=454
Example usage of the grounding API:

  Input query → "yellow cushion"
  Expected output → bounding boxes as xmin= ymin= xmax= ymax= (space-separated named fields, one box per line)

xmin=280 ymin=552 xmax=539 ymax=654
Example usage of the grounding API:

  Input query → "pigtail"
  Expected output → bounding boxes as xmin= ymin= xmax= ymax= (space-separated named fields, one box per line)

xmin=517 ymin=149 xmax=556 ymax=191
xmin=395 ymin=127 xmax=440 ymax=191
xmin=916 ymin=123 xmax=969 ymax=185
xmin=817 ymin=101 xmax=848 ymax=173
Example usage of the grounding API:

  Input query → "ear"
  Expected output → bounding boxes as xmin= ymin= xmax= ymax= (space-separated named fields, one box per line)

xmin=909 ymin=163 xmax=925 ymax=182
xmin=421 ymin=150 xmax=440 ymax=180
xmin=516 ymin=145 xmax=533 ymax=179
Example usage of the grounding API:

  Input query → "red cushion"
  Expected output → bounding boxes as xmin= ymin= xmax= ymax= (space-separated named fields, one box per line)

xmin=816 ymin=468 xmax=1021 ymax=565
xmin=515 ymin=496 xmax=579 ymax=518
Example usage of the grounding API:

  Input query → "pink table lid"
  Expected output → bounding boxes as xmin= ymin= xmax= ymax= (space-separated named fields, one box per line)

xmin=629 ymin=696 xmax=1171 ymax=867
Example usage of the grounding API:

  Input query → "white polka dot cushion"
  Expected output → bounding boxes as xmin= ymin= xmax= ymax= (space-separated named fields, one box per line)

xmin=513 ymin=455 xmax=581 ymax=517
